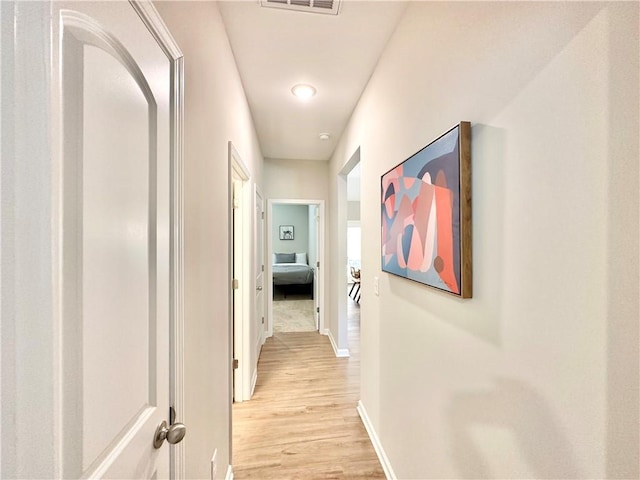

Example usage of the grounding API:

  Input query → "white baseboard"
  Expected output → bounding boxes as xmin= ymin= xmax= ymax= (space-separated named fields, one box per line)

xmin=357 ymin=400 xmax=396 ymax=480
xmin=324 ymin=328 xmax=349 ymax=357
xmin=225 ymin=465 xmax=233 ymax=480
xmin=250 ymin=367 xmax=257 ymax=397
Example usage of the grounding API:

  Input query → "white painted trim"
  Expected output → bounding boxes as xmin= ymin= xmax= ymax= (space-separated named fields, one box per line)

xmin=129 ymin=3 xmax=186 ymax=477
xmin=229 ymin=142 xmax=252 ymax=404
xmin=357 ymin=400 xmax=396 ymax=480
xmin=324 ymin=328 xmax=350 ymax=358
xmin=230 ymin=143 xmax=251 ymax=181
xmin=250 ymin=366 xmax=258 ymax=397
xmin=130 ymin=0 xmax=182 ymax=60
xmin=0 ymin=5 xmax=4 ymax=476
xmin=231 ymin=172 xmax=246 ymax=403
xmin=4 ymin=2 xmax=61 ymax=477
xmin=210 ymin=449 xmax=217 ymax=480
xmin=253 ymin=185 xmax=265 ymax=397
xmin=172 ymin=52 xmax=186 ymax=480
xmin=0 ymin=5 xmax=4 ymax=473
xmin=225 ymin=465 xmax=234 ymax=480
xmin=335 ymin=148 xmax=361 ymax=357
xmin=266 ymin=199 xmax=325 ymax=338
xmin=230 ymin=144 xmax=250 ymax=182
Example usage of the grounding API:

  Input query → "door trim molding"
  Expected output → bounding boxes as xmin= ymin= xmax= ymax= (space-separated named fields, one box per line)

xmin=130 ymin=2 xmax=185 ymax=477
xmin=253 ymin=185 xmax=265 ymax=380
xmin=229 ymin=142 xmax=252 ymax=405
xmin=266 ymin=199 xmax=325 ymax=338
xmin=1 ymin=2 xmax=57 ymax=477
xmin=335 ymin=147 xmax=360 ymax=355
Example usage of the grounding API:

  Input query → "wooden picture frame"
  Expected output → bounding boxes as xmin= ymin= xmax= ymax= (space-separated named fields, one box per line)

xmin=381 ymin=122 xmax=472 ymax=298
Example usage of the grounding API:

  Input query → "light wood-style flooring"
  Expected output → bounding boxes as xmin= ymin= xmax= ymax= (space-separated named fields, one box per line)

xmin=232 ymin=294 xmax=384 ymax=479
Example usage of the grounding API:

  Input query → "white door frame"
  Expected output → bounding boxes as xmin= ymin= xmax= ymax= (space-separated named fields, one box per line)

xmin=0 ymin=1 xmax=185 ymax=476
xmin=334 ymin=147 xmax=361 ymax=357
xmin=136 ymin=3 xmax=187 ymax=475
xmin=228 ymin=142 xmax=252 ymax=403
xmin=266 ymin=199 xmax=325 ymax=338
xmin=253 ymin=186 xmax=266 ymax=364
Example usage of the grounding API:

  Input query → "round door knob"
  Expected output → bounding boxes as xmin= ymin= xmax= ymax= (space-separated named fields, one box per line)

xmin=167 ymin=422 xmax=186 ymax=444
xmin=154 ymin=420 xmax=187 ymax=449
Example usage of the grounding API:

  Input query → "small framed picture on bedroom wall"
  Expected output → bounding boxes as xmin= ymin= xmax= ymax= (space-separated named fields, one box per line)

xmin=279 ymin=225 xmax=294 ymax=240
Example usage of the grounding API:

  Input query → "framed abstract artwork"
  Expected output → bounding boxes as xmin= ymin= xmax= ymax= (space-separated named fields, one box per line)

xmin=381 ymin=122 xmax=472 ymax=298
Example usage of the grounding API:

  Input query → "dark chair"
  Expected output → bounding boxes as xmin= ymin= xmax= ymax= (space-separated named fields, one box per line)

xmin=349 ymin=267 xmax=361 ymax=303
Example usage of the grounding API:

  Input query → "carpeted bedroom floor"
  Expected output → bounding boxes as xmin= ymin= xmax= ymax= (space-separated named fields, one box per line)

xmin=272 ymin=298 xmax=316 ymax=332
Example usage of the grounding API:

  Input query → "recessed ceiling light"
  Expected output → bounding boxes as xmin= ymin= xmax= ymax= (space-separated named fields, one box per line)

xmin=319 ymin=133 xmax=330 ymax=141
xmin=291 ymin=84 xmax=317 ymax=100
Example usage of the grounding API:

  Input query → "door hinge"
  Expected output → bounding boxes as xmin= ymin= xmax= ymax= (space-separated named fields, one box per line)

xmin=261 ymin=264 xmax=264 ymax=272
xmin=233 ymin=359 xmax=239 ymax=369
xmin=261 ymin=316 xmax=265 ymax=324
xmin=316 ymin=261 xmax=320 ymax=268
xmin=316 ymin=307 xmax=320 ymax=313
xmin=232 ymin=278 xmax=239 ymax=290
xmin=261 ymin=211 xmax=264 ymax=219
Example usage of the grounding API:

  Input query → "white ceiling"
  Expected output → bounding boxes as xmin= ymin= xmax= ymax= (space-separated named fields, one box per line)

xmin=218 ymin=1 xmax=407 ymax=161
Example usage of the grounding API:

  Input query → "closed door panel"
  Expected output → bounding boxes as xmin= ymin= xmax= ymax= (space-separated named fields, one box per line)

xmin=82 ymin=43 xmax=155 ymax=472
xmin=255 ymin=190 xmax=264 ymax=359
xmin=59 ymin=3 xmax=171 ymax=478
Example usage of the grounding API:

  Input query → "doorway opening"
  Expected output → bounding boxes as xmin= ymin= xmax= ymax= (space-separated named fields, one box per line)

xmin=335 ymin=147 xmax=361 ymax=356
xmin=266 ymin=199 xmax=325 ymax=337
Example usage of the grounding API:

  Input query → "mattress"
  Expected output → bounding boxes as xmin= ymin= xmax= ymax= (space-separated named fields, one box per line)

xmin=272 ymin=263 xmax=314 ymax=285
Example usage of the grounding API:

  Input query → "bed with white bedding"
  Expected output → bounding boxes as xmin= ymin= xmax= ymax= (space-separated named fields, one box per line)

xmin=272 ymin=252 xmax=314 ymax=286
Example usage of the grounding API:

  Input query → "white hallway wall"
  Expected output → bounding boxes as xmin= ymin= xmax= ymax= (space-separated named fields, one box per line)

xmin=154 ymin=2 xmax=264 ymax=478
xmin=329 ymin=2 xmax=638 ymax=479
xmin=263 ymin=158 xmax=329 ymax=201
xmin=264 ymin=157 xmax=329 ymax=327
xmin=272 ymin=204 xmax=309 ymax=254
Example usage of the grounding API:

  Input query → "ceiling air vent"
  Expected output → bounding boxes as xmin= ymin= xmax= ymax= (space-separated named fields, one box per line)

xmin=260 ymin=0 xmax=341 ymax=15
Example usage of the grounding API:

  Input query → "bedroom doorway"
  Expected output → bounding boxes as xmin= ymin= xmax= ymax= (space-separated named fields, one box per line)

xmin=266 ymin=199 xmax=325 ymax=337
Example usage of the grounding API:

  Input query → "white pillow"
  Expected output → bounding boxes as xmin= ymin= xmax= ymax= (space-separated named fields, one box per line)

xmin=295 ymin=252 xmax=307 ymax=265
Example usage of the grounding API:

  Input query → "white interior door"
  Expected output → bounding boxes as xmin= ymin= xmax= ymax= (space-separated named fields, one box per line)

xmin=255 ymin=189 xmax=265 ymax=358
xmin=230 ymin=144 xmax=252 ymax=402
xmin=232 ymin=174 xmax=244 ymax=401
xmin=58 ymin=2 xmax=177 ymax=477
xmin=312 ymin=205 xmax=320 ymax=330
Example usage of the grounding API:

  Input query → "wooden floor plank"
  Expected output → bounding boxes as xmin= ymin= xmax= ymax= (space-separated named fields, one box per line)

xmin=232 ymin=296 xmax=384 ymax=479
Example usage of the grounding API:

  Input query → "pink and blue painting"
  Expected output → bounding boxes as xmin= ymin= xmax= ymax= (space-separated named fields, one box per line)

xmin=381 ymin=122 xmax=472 ymax=298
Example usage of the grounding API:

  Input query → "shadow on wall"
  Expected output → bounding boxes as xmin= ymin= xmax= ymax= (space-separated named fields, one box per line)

xmin=448 ymin=378 xmax=582 ymax=479
xmin=386 ymin=124 xmax=506 ymax=347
